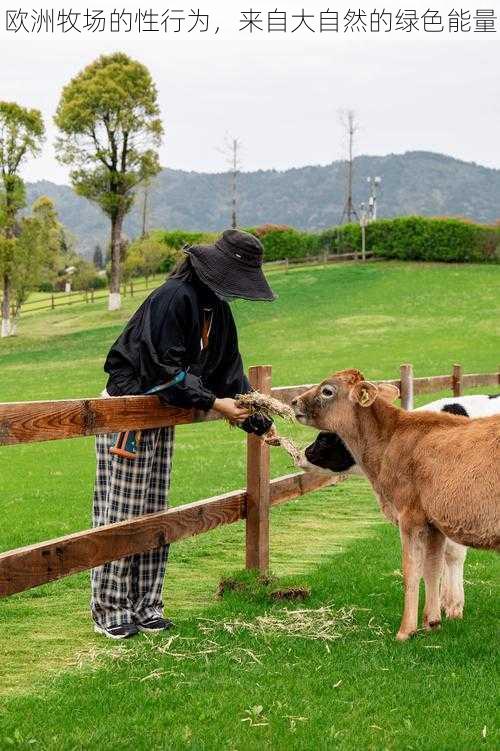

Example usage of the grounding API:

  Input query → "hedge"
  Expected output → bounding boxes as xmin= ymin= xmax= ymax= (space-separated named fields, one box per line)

xmin=366 ymin=217 xmax=500 ymax=263
xmin=251 ymin=218 xmax=500 ymax=264
xmin=152 ymin=229 xmax=218 ymax=250
xmin=154 ymin=218 xmax=500 ymax=265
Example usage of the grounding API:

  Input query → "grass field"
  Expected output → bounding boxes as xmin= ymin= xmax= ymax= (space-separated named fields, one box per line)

xmin=0 ymin=261 xmax=499 ymax=750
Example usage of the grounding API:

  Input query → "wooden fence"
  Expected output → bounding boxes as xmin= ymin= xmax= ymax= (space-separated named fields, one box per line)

xmin=3 ymin=253 xmax=373 ymax=319
xmin=11 ymin=276 xmax=163 ymax=316
xmin=0 ymin=363 xmax=498 ymax=599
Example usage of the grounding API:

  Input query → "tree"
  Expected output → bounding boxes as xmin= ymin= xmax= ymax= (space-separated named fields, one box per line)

xmin=124 ymin=237 xmax=173 ymax=286
xmin=93 ymin=244 xmax=104 ymax=269
xmin=219 ymin=133 xmax=242 ymax=229
xmin=54 ymin=53 xmax=163 ymax=311
xmin=0 ymin=102 xmax=45 ymax=336
xmin=9 ymin=197 xmax=62 ymax=334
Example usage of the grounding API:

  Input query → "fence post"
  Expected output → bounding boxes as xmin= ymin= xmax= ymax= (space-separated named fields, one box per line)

xmin=245 ymin=365 xmax=272 ymax=572
xmin=51 ymin=293 xmax=55 ymax=310
xmin=400 ymin=363 xmax=414 ymax=410
xmin=452 ymin=363 xmax=463 ymax=397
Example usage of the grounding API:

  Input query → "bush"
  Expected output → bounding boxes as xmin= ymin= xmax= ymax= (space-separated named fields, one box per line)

xmin=151 ymin=218 xmax=500 ymax=266
xmin=38 ymin=281 xmax=55 ymax=293
xmin=251 ymin=218 xmax=500 ymax=264
xmin=246 ymin=228 xmax=323 ymax=262
xmin=89 ymin=275 xmax=107 ymax=289
xmin=367 ymin=216 xmax=500 ymax=263
xmin=152 ymin=229 xmax=218 ymax=250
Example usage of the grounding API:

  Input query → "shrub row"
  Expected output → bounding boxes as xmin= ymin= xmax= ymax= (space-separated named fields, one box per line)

xmin=250 ymin=218 xmax=500 ymax=263
xmin=154 ymin=218 xmax=500 ymax=265
xmin=367 ymin=217 xmax=500 ymax=263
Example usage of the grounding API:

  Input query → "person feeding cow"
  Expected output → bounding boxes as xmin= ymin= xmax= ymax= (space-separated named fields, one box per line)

xmin=92 ymin=229 xmax=277 ymax=640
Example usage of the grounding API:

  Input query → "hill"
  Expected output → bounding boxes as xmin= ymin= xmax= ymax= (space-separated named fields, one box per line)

xmin=26 ymin=151 xmax=500 ymax=257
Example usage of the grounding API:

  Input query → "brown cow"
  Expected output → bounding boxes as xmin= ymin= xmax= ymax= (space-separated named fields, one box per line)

xmin=291 ymin=369 xmax=500 ymax=641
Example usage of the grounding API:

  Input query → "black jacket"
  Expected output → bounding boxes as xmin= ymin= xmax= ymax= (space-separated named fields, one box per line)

xmin=104 ymin=275 xmax=272 ymax=436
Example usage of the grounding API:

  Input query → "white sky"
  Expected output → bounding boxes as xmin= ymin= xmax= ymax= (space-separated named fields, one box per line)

xmin=1 ymin=1 xmax=499 ymax=184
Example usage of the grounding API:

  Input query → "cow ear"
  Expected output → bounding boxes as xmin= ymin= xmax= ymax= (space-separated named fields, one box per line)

xmin=349 ymin=381 xmax=378 ymax=407
xmin=377 ymin=383 xmax=400 ymax=403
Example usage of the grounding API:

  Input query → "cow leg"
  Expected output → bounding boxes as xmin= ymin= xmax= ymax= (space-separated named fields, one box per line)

xmin=397 ymin=519 xmax=425 ymax=641
xmin=422 ymin=526 xmax=446 ymax=630
xmin=440 ymin=540 xmax=467 ymax=619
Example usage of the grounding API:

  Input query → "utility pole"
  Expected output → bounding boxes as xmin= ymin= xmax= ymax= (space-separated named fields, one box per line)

xmin=339 ymin=110 xmax=359 ymax=224
xmin=366 ymin=175 xmax=382 ymax=221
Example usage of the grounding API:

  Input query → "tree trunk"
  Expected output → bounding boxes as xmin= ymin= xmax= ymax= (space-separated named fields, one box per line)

xmin=1 ymin=274 xmax=11 ymax=338
xmin=108 ymin=212 xmax=124 ymax=311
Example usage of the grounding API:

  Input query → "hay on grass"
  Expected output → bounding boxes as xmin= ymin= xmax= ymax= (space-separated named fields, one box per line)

xmin=269 ymin=586 xmax=311 ymax=602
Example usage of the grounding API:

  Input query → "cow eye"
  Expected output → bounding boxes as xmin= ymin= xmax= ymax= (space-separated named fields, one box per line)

xmin=321 ymin=384 xmax=336 ymax=398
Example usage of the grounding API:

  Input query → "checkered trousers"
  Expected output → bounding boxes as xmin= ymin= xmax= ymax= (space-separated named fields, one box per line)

xmin=91 ymin=427 xmax=174 ymax=628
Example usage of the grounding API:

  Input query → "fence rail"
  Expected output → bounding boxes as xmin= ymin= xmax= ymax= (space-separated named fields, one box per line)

xmin=0 ymin=363 xmax=498 ymax=598
xmin=3 ymin=253 xmax=374 ymax=319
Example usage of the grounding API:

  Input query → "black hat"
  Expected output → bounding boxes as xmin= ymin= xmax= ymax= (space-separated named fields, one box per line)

xmin=185 ymin=229 xmax=276 ymax=302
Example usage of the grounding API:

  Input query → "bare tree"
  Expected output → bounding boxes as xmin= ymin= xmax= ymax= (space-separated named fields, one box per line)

xmin=339 ymin=110 xmax=360 ymax=224
xmin=218 ymin=133 xmax=243 ymax=229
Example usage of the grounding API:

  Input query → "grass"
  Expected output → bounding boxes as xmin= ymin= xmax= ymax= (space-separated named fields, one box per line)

xmin=0 ymin=261 xmax=499 ymax=749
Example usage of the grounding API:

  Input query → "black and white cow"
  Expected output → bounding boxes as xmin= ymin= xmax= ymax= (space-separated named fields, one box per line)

xmin=300 ymin=394 xmax=500 ymax=619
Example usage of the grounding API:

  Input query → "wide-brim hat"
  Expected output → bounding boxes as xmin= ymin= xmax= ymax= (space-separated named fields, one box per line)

xmin=184 ymin=229 xmax=276 ymax=302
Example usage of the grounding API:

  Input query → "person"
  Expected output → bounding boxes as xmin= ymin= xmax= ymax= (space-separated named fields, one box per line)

xmin=91 ymin=229 xmax=277 ymax=639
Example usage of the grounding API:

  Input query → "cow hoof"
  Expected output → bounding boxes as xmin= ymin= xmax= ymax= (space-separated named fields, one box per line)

xmin=444 ymin=605 xmax=463 ymax=620
xmin=396 ymin=630 xmax=415 ymax=642
xmin=423 ymin=618 xmax=441 ymax=631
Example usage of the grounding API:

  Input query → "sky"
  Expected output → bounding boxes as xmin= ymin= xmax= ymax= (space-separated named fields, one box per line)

xmin=1 ymin=1 xmax=499 ymax=184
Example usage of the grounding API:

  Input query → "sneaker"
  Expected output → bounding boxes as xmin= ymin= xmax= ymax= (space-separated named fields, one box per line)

xmin=94 ymin=622 xmax=139 ymax=640
xmin=137 ymin=617 xmax=174 ymax=634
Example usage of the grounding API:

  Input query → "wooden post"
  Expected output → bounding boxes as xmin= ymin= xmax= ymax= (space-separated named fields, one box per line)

xmin=245 ymin=365 xmax=271 ymax=572
xmin=51 ymin=293 xmax=55 ymax=310
xmin=400 ymin=363 xmax=414 ymax=410
xmin=452 ymin=364 xmax=463 ymax=397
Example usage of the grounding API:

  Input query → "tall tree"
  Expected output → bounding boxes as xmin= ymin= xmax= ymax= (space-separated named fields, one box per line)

xmin=9 ymin=196 xmax=62 ymax=334
xmin=219 ymin=133 xmax=242 ymax=229
xmin=54 ymin=53 xmax=163 ymax=310
xmin=93 ymin=244 xmax=104 ymax=270
xmin=0 ymin=102 xmax=44 ymax=336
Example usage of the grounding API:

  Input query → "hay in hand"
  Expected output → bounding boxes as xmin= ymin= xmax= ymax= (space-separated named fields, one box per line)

xmin=235 ymin=391 xmax=296 ymax=422
xmin=274 ymin=436 xmax=304 ymax=464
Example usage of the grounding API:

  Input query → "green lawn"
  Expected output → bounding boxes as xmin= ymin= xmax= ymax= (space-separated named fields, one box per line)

xmin=0 ymin=261 xmax=499 ymax=750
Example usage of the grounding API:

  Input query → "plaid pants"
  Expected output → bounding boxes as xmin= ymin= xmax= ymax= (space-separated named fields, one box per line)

xmin=91 ymin=427 xmax=174 ymax=628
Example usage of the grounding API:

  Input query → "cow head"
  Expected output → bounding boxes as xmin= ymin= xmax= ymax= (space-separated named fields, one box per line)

xmin=291 ymin=369 xmax=400 ymax=431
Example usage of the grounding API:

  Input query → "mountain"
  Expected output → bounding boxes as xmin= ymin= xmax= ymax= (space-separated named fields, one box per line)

xmin=25 ymin=151 xmax=500 ymax=258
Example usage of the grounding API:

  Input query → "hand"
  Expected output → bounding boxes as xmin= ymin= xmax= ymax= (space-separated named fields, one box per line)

xmin=263 ymin=424 xmax=281 ymax=446
xmin=213 ymin=397 xmax=251 ymax=424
